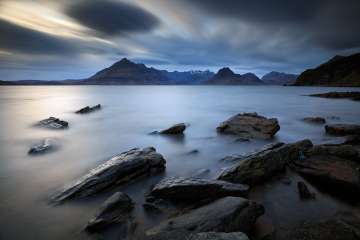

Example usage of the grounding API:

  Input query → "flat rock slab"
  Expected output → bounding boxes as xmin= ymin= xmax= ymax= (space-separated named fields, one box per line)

xmin=145 ymin=197 xmax=264 ymax=240
xmin=325 ymin=124 xmax=360 ymax=136
xmin=303 ymin=117 xmax=326 ymax=124
xmin=75 ymin=104 xmax=101 ymax=114
xmin=149 ymin=177 xmax=249 ymax=202
xmin=308 ymin=91 xmax=360 ymax=101
xmin=187 ymin=232 xmax=249 ymax=240
xmin=160 ymin=123 xmax=186 ymax=134
xmin=86 ymin=192 xmax=134 ymax=232
xmin=52 ymin=147 xmax=166 ymax=203
xmin=36 ymin=117 xmax=68 ymax=129
xmin=217 ymin=112 xmax=280 ymax=139
xmin=28 ymin=138 xmax=54 ymax=154
xmin=218 ymin=140 xmax=313 ymax=185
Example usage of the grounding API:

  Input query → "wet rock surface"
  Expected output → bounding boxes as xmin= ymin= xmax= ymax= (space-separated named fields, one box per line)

xmin=28 ymin=138 xmax=54 ymax=154
xmin=85 ymin=192 xmax=134 ymax=233
xmin=159 ymin=123 xmax=186 ymax=134
xmin=36 ymin=117 xmax=68 ymax=129
xmin=75 ymin=104 xmax=101 ymax=114
xmin=217 ymin=112 xmax=280 ymax=139
xmin=218 ymin=140 xmax=313 ymax=185
xmin=297 ymin=181 xmax=315 ymax=199
xmin=145 ymin=197 xmax=264 ymax=240
xmin=308 ymin=91 xmax=360 ymax=101
xmin=52 ymin=147 xmax=166 ymax=203
xmin=303 ymin=117 xmax=326 ymax=124
xmin=325 ymin=124 xmax=360 ymax=136
xmin=148 ymin=177 xmax=249 ymax=202
xmin=186 ymin=232 xmax=249 ymax=240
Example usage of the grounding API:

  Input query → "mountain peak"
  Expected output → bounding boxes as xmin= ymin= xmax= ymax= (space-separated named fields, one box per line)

xmin=217 ymin=67 xmax=235 ymax=77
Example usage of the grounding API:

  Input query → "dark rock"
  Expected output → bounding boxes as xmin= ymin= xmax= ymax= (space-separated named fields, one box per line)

xmin=344 ymin=135 xmax=360 ymax=145
xmin=220 ymin=154 xmax=245 ymax=163
xmin=325 ymin=124 xmax=360 ymax=136
xmin=218 ymin=140 xmax=313 ymax=185
xmin=75 ymin=104 xmax=101 ymax=114
xmin=85 ymin=192 xmax=134 ymax=232
xmin=160 ymin=123 xmax=186 ymax=134
xmin=36 ymin=117 xmax=68 ymax=129
xmin=217 ymin=112 xmax=280 ymax=139
xmin=297 ymin=181 xmax=315 ymax=199
xmin=186 ymin=149 xmax=199 ymax=155
xmin=187 ymin=232 xmax=249 ymax=240
xmin=278 ymin=212 xmax=360 ymax=240
xmin=234 ymin=137 xmax=250 ymax=143
xmin=52 ymin=147 xmax=166 ymax=203
xmin=145 ymin=197 xmax=264 ymax=239
xmin=308 ymin=91 xmax=360 ymax=100
xmin=143 ymin=202 xmax=164 ymax=214
xmin=148 ymin=177 xmax=249 ymax=203
xmin=303 ymin=117 xmax=326 ymax=124
xmin=28 ymin=138 xmax=53 ymax=154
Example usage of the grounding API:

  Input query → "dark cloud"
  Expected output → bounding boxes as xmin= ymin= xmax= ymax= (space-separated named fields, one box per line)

xmin=0 ymin=19 xmax=76 ymax=55
xmin=66 ymin=0 xmax=160 ymax=36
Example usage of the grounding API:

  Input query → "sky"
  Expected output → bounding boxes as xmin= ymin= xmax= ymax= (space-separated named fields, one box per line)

xmin=0 ymin=0 xmax=359 ymax=80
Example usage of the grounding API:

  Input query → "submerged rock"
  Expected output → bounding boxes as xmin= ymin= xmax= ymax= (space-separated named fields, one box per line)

xmin=52 ymin=147 xmax=166 ymax=203
xmin=190 ymin=169 xmax=210 ymax=178
xmin=75 ymin=104 xmax=101 ymax=114
xmin=297 ymin=181 xmax=315 ymax=199
xmin=36 ymin=117 xmax=68 ymax=129
xmin=303 ymin=117 xmax=326 ymax=124
xmin=217 ymin=112 xmax=280 ymax=139
xmin=85 ymin=192 xmax=134 ymax=232
xmin=325 ymin=124 xmax=360 ymax=136
xmin=218 ymin=140 xmax=313 ymax=185
xmin=187 ymin=232 xmax=249 ymax=240
xmin=148 ymin=177 xmax=249 ymax=202
xmin=146 ymin=197 xmax=264 ymax=240
xmin=160 ymin=123 xmax=186 ymax=134
xmin=28 ymin=138 xmax=54 ymax=154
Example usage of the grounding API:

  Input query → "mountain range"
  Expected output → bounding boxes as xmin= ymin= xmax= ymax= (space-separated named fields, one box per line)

xmin=261 ymin=71 xmax=298 ymax=85
xmin=206 ymin=67 xmax=263 ymax=85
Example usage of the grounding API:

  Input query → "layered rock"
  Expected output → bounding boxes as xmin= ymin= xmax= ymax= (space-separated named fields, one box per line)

xmin=218 ymin=140 xmax=313 ymax=185
xmin=75 ymin=104 xmax=101 ymax=114
xmin=36 ymin=117 xmax=68 ymax=129
xmin=160 ymin=123 xmax=186 ymax=134
xmin=145 ymin=197 xmax=264 ymax=240
xmin=148 ymin=177 xmax=249 ymax=202
xmin=217 ymin=113 xmax=280 ymax=139
xmin=52 ymin=147 xmax=166 ymax=203
xmin=325 ymin=124 xmax=360 ymax=136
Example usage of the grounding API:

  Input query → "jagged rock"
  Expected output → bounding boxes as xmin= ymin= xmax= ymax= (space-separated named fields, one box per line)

xmin=187 ymin=232 xmax=249 ymax=240
xmin=218 ymin=140 xmax=313 ymax=185
xmin=85 ymin=192 xmax=134 ymax=232
xmin=145 ymin=197 xmax=264 ymax=240
xmin=52 ymin=147 xmax=166 ymax=203
xmin=36 ymin=117 xmax=68 ymax=129
xmin=160 ymin=123 xmax=186 ymax=134
xmin=325 ymin=124 xmax=360 ymax=136
xmin=278 ymin=212 xmax=360 ymax=240
xmin=75 ymin=104 xmax=101 ymax=114
xmin=297 ymin=181 xmax=315 ymax=199
xmin=28 ymin=138 xmax=53 ymax=154
xmin=303 ymin=117 xmax=326 ymax=124
xmin=148 ymin=177 xmax=249 ymax=203
xmin=217 ymin=113 xmax=280 ymax=139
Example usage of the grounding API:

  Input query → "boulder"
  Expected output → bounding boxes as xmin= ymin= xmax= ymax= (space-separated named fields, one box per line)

xmin=148 ymin=177 xmax=249 ymax=203
xmin=297 ymin=181 xmax=315 ymax=199
xmin=85 ymin=192 xmax=134 ymax=232
xmin=218 ymin=140 xmax=313 ymax=185
xmin=145 ymin=197 xmax=264 ymax=240
xmin=217 ymin=113 xmax=280 ymax=139
xmin=325 ymin=124 xmax=360 ymax=136
xmin=303 ymin=117 xmax=326 ymax=124
xmin=76 ymin=104 xmax=101 ymax=114
xmin=36 ymin=117 xmax=68 ymax=129
xmin=52 ymin=147 xmax=166 ymax=203
xmin=28 ymin=138 xmax=53 ymax=154
xmin=160 ymin=123 xmax=186 ymax=134
xmin=187 ymin=232 xmax=249 ymax=240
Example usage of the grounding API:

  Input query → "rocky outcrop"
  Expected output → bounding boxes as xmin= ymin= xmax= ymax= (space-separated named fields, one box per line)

xmin=145 ymin=197 xmax=264 ymax=240
xmin=36 ymin=117 xmax=68 ymax=129
xmin=325 ymin=124 xmax=360 ymax=136
xmin=187 ymin=232 xmax=249 ymax=240
xmin=28 ymin=138 xmax=54 ymax=154
xmin=148 ymin=177 xmax=249 ymax=202
xmin=52 ymin=147 xmax=166 ymax=203
xmin=217 ymin=113 xmax=280 ymax=139
xmin=75 ymin=104 xmax=101 ymax=114
xmin=303 ymin=117 xmax=326 ymax=124
xmin=85 ymin=192 xmax=134 ymax=232
xmin=294 ymin=53 xmax=360 ymax=87
xmin=206 ymin=68 xmax=264 ymax=85
xmin=218 ymin=140 xmax=313 ymax=185
xmin=307 ymin=91 xmax=360 ymax=101
xmin=160 ymin=123 xmax=186 ymax=134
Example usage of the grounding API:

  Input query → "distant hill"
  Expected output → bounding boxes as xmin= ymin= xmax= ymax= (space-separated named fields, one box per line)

xmin=206 ymin=67 xmax=264 ymax=85
xmin=294 ymin=53 xmax=360 ymax=87
xmin=261 ymin=71 xmax=298 ymax=85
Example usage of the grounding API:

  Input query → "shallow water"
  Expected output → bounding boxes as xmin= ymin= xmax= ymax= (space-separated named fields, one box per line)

xmin=0 ymin=85 xmax=359 ymax=239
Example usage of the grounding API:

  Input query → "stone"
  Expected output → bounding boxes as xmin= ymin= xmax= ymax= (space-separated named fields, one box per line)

xmin=75 ymin=104 xmax=101 ymax=114
xmin=217 ymin=112 xmax=280 ymax=139
xmin=28 ymin=138 xmax=53 ymax=154
xmin=36 ymin=117 xmax=68 ymax=129
xmin=160 ymin=123 xmax=186 ymax=134
xmin=297 ymin=181 xmax=315 ymax=199
xmin=325 ymin=124 xmax=360 ymax=136
xmin=303 ymin=117 xmax=326 ymax=124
